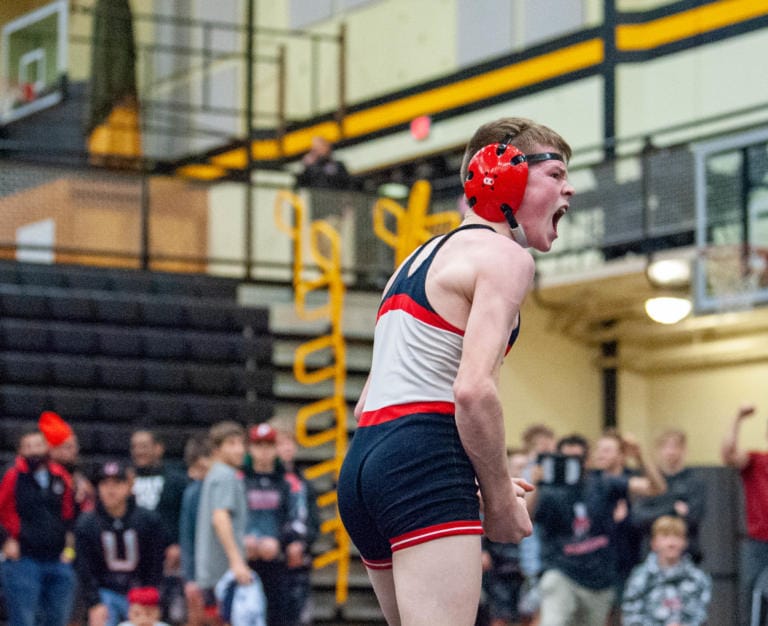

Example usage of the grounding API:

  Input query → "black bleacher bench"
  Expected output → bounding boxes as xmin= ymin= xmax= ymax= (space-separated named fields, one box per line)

xmin=0 ymin=261 xmax=242 ymax=300
xmin=0 ymin=283 xmax=269 ymax=333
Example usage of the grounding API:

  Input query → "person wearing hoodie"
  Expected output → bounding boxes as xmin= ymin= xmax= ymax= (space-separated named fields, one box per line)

xmin=0 ymin=428 xmax=77 ymax=626
xmin=622 ymin=516 xmax=711 ymax=626
xmin=75 ymin=460 xmax=166 ymax=626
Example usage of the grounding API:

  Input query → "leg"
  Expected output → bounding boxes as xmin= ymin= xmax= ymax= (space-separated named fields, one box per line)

xmin=572 ymin=583 xmax=614 ymax=626
xmin=40 ymin=561 xmax=76 ymax=626
xmin=366 ymin=567 xmax=401 ymax=626
xmin=0 ymin=557 xmax=42 ymax=626
xmin=392 ymin=535 xmax=482 ymax=626
xmin=98 ymin=588 xmax=130 ymax=626
xmin=537 ymin=570 xmax=578 ymax=626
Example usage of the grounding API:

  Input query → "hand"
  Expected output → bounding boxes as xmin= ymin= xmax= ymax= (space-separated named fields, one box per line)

xmin=621 ymin=433 xmax=642 ymax=459
xmin=257 ymin=537 xmax=280 ymax=561
xmin=88 ymin=604 xmax=109 ymax=626
xmin=482 ymin=479 xmax=533 ymax=544
xmin=285 ymin=541 xmax=305 ymax=568
xmin=481 ymin=550 xmax=492 ymax=572
xmin=164 ymin=543 xmax=181 ymax=572
xmin=736 ymin=404 xmax=756 ymax=421
xmin=674 ymin=500 xmax=690 ymax=517
xmin=613 ymin=499 xmax=629 ymax=523
xmin=1 ymin=537 xmax=20 ymax=561
xmin=232 ymin=561 xmax=253 ymax=586
xmin=512 ymin=477 xmax=535 ymax=496
xmin=244 ymin=535 xmax=260 ymax=561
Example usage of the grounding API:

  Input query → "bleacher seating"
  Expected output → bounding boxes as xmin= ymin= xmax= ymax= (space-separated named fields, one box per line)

xmin=0 ymin=261 xmax=274 ymax=465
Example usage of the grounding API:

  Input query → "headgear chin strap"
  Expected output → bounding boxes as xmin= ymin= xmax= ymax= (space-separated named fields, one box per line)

xmin=464 ymin=134 xmax=563 ymax=245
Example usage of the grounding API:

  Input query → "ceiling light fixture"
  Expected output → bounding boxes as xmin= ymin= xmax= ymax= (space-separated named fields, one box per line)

xmin=646 ymin=258 xmax=691 ymax=289
xmin=644 ymin=296 xmax=692 ymax=325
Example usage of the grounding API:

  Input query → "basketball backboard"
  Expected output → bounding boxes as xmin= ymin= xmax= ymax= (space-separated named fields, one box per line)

xmin=1 ymin=0 xmax=68 ymax=124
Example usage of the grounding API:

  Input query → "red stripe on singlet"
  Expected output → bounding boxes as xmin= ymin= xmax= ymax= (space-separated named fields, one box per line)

xmin=376 ymin=293 xmax=464 ymax=335
xmin=358 ymin=401 xmax=455 ymax=427
xmin=390 ymin=520 xmax=484 ymax=552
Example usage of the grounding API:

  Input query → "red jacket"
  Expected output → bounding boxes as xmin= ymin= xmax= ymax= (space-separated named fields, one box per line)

xmin=0 ymin=456 xmax=75 ymax=560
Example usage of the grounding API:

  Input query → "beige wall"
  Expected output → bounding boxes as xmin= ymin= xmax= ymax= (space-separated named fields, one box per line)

xmin=501 ymin=296 xmax=604 ymax=449
xmin=501 ymin=295 xmax=768 ymax=467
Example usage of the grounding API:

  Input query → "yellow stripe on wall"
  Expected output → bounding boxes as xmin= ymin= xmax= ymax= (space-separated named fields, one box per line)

xmin=342 ymin=39 xmax=604 ymax=138
xmin=616 ymin=0 xmax=768 ymax=51
xmin=200 ymin=39 xmax=603 ymax=176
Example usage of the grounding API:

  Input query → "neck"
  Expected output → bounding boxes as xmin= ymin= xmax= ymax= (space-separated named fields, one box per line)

xmin=105 ymin=501 xmax=128 ymax=518
xmin=461 ymin=213 xmax=511 ymax=237
xmin=657 ymin=554 xmax=680 ymax=568
xmin=252 ymin=461 xmax=274 ymax=473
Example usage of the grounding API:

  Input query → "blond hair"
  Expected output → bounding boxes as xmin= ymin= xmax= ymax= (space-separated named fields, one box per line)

xmin=652 ymin=515 xmax=688 ymax=539
xmin=460 ymin=117 xmax=572 ymax=183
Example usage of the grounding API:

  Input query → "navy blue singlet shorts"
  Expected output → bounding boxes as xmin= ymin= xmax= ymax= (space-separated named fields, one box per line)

xmin=337 ymin=411 xmax=482 ymax=569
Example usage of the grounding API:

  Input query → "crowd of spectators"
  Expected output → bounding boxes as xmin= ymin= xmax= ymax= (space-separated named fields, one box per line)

xmin=0 ymin=414 xmax=319 ymax=626
xmin=3 ymin=405 xmax=768 ymax=626
xmin=477 ymin=423 xmax=716 ymax=626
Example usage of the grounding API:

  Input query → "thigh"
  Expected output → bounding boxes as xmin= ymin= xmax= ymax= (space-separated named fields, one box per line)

xmin=393 ymin=534 xmax=482 ymax=626
xmin=367 ymin=566 xmax=402 ymax=626
xmin=538 ymin=570 xmax=578 ymax=626
xmin=1 ymin=558 xmax=41 ymax=626
xmin=575 ymin=585 xmax=614 ymax=626
xmin=40 ymin=561 xmax=76 ymax=626
xmin=98 ymin=588 xmax=129 ymax=626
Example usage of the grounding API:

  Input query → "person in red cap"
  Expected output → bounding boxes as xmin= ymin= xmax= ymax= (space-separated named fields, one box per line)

xmin=243 ymin=422 xmax=303 ymax=626
xmin=117 ymin=587 xmax=169 ymax=626
xmin=41 ymin=411 xmax=96 ymax=515
xmin=0 ymin=428 xmax=77 ymax=626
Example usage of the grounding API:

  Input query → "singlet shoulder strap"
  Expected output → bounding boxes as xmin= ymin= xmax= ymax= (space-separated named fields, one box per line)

xmin=381 ymin=224 xmax=496 ymax=308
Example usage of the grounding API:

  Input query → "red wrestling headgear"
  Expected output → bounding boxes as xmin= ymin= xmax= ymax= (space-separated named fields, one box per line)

xmin=464 ymin=135 xmax=565 ymax=244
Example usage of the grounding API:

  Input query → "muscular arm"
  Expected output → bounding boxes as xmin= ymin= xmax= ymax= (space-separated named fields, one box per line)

xmin=721 ymin=404 xmax=754 ymax=469
xmin=453 ymin=241 xmax=535 ymax=543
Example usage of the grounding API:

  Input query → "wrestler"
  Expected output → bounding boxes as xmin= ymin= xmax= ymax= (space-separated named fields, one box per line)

xmin=338 ymin=117 xmax=574 ymax=626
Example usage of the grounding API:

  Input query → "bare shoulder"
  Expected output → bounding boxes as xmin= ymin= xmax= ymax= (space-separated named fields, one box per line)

xmin=458 ymin=229 xmax=535 ymax=285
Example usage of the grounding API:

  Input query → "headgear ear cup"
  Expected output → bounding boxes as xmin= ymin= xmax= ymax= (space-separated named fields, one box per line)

xmin=464 ymin=141 xmax=529 ymax=224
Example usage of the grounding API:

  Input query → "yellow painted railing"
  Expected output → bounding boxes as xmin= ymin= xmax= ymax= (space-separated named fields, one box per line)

xmin=373 ymin=179 xmax=461 ymax=266
xmin=274 ymin=190 xmax=351 ymax=606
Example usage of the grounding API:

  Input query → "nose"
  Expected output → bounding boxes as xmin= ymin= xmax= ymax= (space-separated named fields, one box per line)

xmin=563 ymin=181 xmax=575 ymax=197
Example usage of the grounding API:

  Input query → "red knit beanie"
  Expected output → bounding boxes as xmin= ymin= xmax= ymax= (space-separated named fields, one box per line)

xmin=38 ymin=411 xmax=73 ymax=447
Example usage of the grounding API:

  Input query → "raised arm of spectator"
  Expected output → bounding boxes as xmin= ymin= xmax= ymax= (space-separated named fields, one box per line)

xmin=624 ymin=434 xmax=666 ymax=498
xmin=721 ymin=404 xmax=754 ymax=469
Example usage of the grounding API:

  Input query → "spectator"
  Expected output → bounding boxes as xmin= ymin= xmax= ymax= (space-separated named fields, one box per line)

xmin=117 ymin=587 xmax=170 ymax=626
xmin=130 ymin=430 xmax=187 ymax=562
xmin=0 ymin=428 xmax=77 ymax=626
xmin=244 ymin=423 xmax=299 ymax=626
xmin=40 ymin=411 xmax=96 ymax=514
xmin=480 ymin=448 xmax=529 ymax=626
xmin=518 ymin=423 xmax=557 ymax=612
xmin=294 ymin=136 xmax=351 ymax=191
xmin=130 ymin=430 xmax=187 ymax=622
xmin=622 ymin=516 xmax=711 ymax=626
xmin=632 ymin=429 xmax=707 ymax=562
xmin=178 ymin=435 xmax=214 ymax=626
xmin=194 ymin=421 xmax=251 ymax=615
xmin=530 ymin=433 xmax=666 ymax=626
xmin=273 ymin=422 xmax=320 ymax=626
xmin=591 ymin=429 xmax=644 ymax=623
xmin=721 ymin=403 xmax=768 ymax=625
xmin=75 ymin=460 xmax=166 ymax=626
